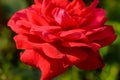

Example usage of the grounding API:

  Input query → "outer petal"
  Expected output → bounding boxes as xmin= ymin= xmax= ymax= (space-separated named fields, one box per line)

xmin=41 ymin=43 xmax=65 ymax=59
xmin=20 ymin=49 xmax=39 ymax=67
xmin=20 ymin=49 xmax=68 ymax=80
xmin=65 ymin=47 xmax=88 ymax=65
xmin=7 ymin=9 xmax=31 ymax=34
xmin=14 ymin=34 xmax=44 ymax=49
xmin=62 ymin=42 xmax=101 ymax=52
xmin=62 ymin=42 xmax=91 ymax=47
xmin=76 ymin=50 xmax=105 ymax=70
xmin=49 ymin=42 xmax=89 ymax=65
xmin=86 ymin=26 xmax=117 ymax=47
xmin=41 ymin=42 xmax=88 ymax=64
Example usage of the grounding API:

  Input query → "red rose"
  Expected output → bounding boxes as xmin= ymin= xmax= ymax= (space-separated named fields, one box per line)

xmin=8 ymin=0 xmax=117 ymax=80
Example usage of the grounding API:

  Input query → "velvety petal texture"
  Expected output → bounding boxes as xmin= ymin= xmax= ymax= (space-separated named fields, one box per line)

xmin=8 ymin=0 xmax=117 ymax=80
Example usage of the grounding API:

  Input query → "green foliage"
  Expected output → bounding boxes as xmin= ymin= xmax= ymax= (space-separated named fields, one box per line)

xmin=0 ymin=0 xmax=120 ymax=80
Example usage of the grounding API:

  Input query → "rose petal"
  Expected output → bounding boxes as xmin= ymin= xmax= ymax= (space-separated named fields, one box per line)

xmin=31 ymin=26 xmax=61 ymax=33
xmin=89 ymin=0 xmax=99 ymax=8
xmin=76 ymin=50 xmax=105 ymax=70
xmin=89 ymin=43 xmax=101 ymax=52
xmin=82 ymin=8 xmax=107 ymax=30
xmin=26 ymin=9 xmax=49 ymax=26
xmin=20 ymin=49 xmax=39 ymax=67
xmin=41 ymin=0 xmax=56 ymax=17
xmin=62 ymin=42 xmax=90 ymax=47
xmin=14 ymin=34 xmax=44 ymax=49
xmin=52 ymin=0 xmax=69 ymax=8
xmin=52 ymin=8 xmax=77 ymax=29
xmin=59 ymin=29 xmax=86 ymax=41
xmin=62 ymin=42 xmax=101 ymax=52
xmin=34 ymin=0 xmax=42 ymax=4
xmin=30 ymin=26 xmax=61 ymax=42
xmin=86 ymin=26 xmax=117 ymax=46
xmin=7 ymin=9 xmax=30 ymax=33
xmin=75 ymin=0 xmax=99 ymax=28
xmin=20 ymin=49 xmax=68 ymax=80
xmin=66 ymin=0 xmax=85 ymax=15
xmin=50 ymin=42 xmax=89 ymax=65
xmin=65 ymin=47 xmax=88 ymax=65
xmin=32 ymin=31 xmax=59 ymax=42
xmin=41 ymin=43 xmax=65 ymax=59
xmin=78 ymin=0 xmax=99 ymax=16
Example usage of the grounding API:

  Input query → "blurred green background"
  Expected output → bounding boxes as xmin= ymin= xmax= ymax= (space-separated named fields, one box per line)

xmin=0 ymin=0 xmax=120 ymax=80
